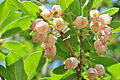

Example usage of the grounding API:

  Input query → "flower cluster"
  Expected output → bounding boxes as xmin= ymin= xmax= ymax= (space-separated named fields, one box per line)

xmin=90 ymin=10 xmax=113 ymax=55
xmin=87 ymin=64 xmax=105 ymax=80
xmin=30 ymin=5 xmax=65 ymax=59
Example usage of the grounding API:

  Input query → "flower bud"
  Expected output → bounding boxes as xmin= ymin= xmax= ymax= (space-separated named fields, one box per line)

xmin=53 ymin=18 xmax=65 ymax=31
xmin=87 ymin=68 xmax=98 ymax=80
xmin=44 ymin=45 xmax=56 ymax=59
xmin=90 ymin=10 xmax=100 ymax=19
xmin=73 ymin=16 xmax=88 ymax=29
xmin=99 ymin=14 xmax=112 ymax=25
xmin=34 ymin=21 xmax=49 ymax=35
xmin=40 ymin=9 xmax=53 ymax=20
xmin=64 ymin=57 xmax=79 ymax=70
xmin=52 ymin=5 xmax=63 ymax=17
xmin=95 ymin=64 xmax=105 ymax=78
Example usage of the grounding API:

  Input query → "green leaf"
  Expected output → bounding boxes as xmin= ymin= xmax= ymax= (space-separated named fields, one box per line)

xmin=58 ymin=0 xmax=74 ymax=10
xmin=7 ymin=0 xmax=40 ymax=18
xmin=62 ymin=73 xmax=77 ymax=80
xmin=6 ymin=58 xmax=27 ymax=80
xmin=101 ymin=8 xmax=119 ymax=16
xmin=5 ymin=52 xmax=21 ymax=66
xmin=83 ymin=0 xmax=94 ymax=17
xmin=59 ymin=0 xmax=82 ymax=24
xmin=21 ymin=1 xmax=40 ymax=18
xmin=107 ymin=63 xmax=120 ymax=80
xmin=56 ymin=37 xmax=70 ymax=60
xmin=112 ymin=27 xmax=120 ymax=33
xmin=24 ymin=51 xmax=42 ymax=80
xmin=92 ymin=56 xmax=118 ymax=67
xmin=0 ymin=56 xmax=27 ymax=80
xmin=0 ymin=52 xmax=5 ymax=61
xmin=109 ymin=21 xmax=120 ymax=29
xmin=0 ymin=65 xmax=6 ymax=77
xmin=1 ymin=27 xmax=22 ymax=39
xmin=53 ymin=65 xmax=67 ymax=74
xmin=52 ymin=65 xmax=68 ymax=80
xmin=3 ymin=15 xmax=34 ymax=33
xmin=36 ymin=53 xmax=46 ymax=72
xmin=92 ymin=0 xmax=102 ymax=9
xmin=0 ymin=0 xmax=22 ymax=32
xmin=2 ymin=40 xmax=30 ymax=56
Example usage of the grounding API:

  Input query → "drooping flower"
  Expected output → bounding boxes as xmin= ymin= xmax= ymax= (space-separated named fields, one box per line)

xmin=32 ymin=33 xmax=47 ymax=43
xmin=34 ymin=21 xmax=49 ymax=35
xmin=64 ymin=57 xmax=79 ymax=70
xmin=98 ymin=30 xmax=110 ymax=44
xmin=96 ymin=45 xmax=108 ymax=55
xmin=40 ymin=9 xmax=53 ymax=20
xmin=94 ymin=39 xmax=103 ymax=48
xmin=30 ymin=19 xmax=43 ymax=30
xmin=99 ymin=14 xmax=112 ymax=25
xmin=44 ymin=34 xmax=56 ymax=45
xmin=94 ymin=39 xmax=107 ymax=55
xmin=73 ymin=16 xmax=88 ymax=29
xmin=95 ymin=64 xmax=105 ymax=78
xmin=53 ymin=17 xmax=65 ymax=31
xmin=90 ymin=20 xmax=104 ymax=32
xmin=87 ymin=68 xmax=98 ymax=80
xmin=90 ymin=10 xmax=100 ymax=19
xmin=52 ymin=5 xmax=63 ymax=17
xmin=43 ymin=45 xmax=56 ymax=59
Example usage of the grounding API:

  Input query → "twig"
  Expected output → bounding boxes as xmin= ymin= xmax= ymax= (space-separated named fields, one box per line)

xmin=76 ymin=32 xmax=83 ymax=80
xmin=59 ymin=31 xmax=75 ymax=57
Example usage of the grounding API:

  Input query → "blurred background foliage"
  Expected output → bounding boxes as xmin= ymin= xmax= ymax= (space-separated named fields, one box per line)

xmin=0 ymin=0 xmax=120 ymax=80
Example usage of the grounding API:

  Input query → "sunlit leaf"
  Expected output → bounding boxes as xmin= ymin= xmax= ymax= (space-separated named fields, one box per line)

xmin=24 ymin=51 xmax=42 ymax=80
xmin=101 ymin=8 xmax=119 ymax=16
xmin=107 ymin=63 xmax=120 ymax=80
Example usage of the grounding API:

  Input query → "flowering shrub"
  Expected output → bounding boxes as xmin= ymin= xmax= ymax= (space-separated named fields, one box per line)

xmin=0 ymin=0 xmax=119 ymax=80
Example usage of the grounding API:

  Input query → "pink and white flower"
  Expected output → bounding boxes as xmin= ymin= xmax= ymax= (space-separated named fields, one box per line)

xmin=52 ymin=5 xmax=63 ymax=17
xmin=95 ymin=64 xmax=105 ymax=78
xmin=87 ymin=68 xmax=98 ymax=80
xmin=53 ymin=17 xmax=65 ymax=31
xmin=73 ymin=16 xmax=88 ymax=29
xmin=90 ymin=10 xmax=100 ymax=19
xmin=64 ymin=57 xmax=79 ymax=70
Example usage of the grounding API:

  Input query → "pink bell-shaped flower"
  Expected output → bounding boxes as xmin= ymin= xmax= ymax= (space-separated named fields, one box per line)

xmin=99 ymin=14 xmax=112 ymax=25
xmin=52 ymin=5 xmax=63 ymax=17
xmin=87 ymin=68 xmax=98 ymax=80
xmin=64 ymin=57 xmax=79 ymax=70
xmin=90 ymin=10 xmax=100 ymax=19
xmin=53 ymin=17 xmax=65 ymax=31
xmin=73 ymin=16 xmax=88 ymax=29
xmin=95 ymin=64 xmax=105 ymax=78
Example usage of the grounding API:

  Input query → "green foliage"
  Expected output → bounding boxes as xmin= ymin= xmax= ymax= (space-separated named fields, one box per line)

xmin=1 ymin=27 xmax=22 ymax=39
xmin=92 ymin=0 xmax=102 ymax=9
xmin=24 ymin=51 xmax=43 ymax=80
xmin=0 ymin=0 xmax=120 ymax=80
xmin=101 ymin=8 xmax=119 ymax=16
xmin=2 ymin=40 xmax=30 ymax=56
xmin=92 ymin=56 xmax=118 ymax=67
xmin=107 ymin=63 xmax=120 ymax=80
